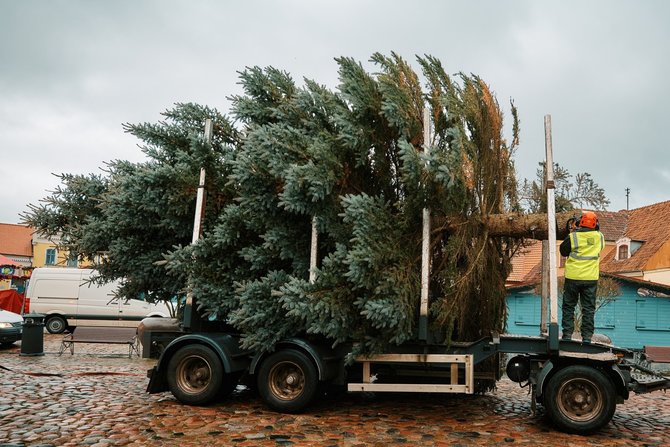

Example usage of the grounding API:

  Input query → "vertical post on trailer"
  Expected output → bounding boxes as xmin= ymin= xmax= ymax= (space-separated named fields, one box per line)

xmin=544 ymin=115 xmax=560 ymax=350
xmin=309 ymin=218 xmax=318 ymax=284
xmin=540 ymin=240 xmax=549 ymax=335
xmin=183 ymin=119 xmax=212 ymax=331
xmin=419 ymin=108 xmax=431 ymax=342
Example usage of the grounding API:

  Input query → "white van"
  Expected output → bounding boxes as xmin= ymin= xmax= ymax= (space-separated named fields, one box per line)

xmin=26 ymin=268 xmax=173 ymax=333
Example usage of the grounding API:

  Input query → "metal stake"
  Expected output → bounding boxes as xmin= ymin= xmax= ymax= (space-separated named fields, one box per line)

xmin=183 ymin=119 xmax=212 ymax=330
xmin=419 ymin=107 xmax=431 ymax=341
xmin=544 ymin=115 xmax=559 ymax=350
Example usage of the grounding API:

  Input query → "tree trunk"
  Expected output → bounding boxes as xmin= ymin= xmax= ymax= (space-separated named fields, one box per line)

xmin=436 ymin=212 xmax=574 ymax=241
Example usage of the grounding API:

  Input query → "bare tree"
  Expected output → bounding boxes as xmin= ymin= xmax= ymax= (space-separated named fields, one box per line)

xmin=519 ymin=162 xmax=610 ymax=213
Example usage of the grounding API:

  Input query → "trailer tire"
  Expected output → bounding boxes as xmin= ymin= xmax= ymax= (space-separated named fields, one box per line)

xmin=167 ymin=344 xmax=224 ymax=405
xmin=545 ymin=365 xmax=616 ymax=434
xmin=258 ymin=349 xmax=318 ymax=413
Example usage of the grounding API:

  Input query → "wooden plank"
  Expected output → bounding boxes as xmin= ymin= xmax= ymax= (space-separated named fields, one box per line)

xmin=348 ymin=353 xmax=474 ymax=394
xmin=347 ymin=383 xmax=470 ymax=393
xmin=558 ymin=350 xmax=618 ymax=361
xmin=465 ymin=355 xmax=473 ymax=391
xmin=355 ymin=354 xmax=471 ymax=363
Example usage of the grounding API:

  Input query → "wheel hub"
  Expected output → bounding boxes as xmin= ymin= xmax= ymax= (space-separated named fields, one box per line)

xmin=286 ymin=373 xmax=298 ymax=385
xmin=177 ymin=355 xmax=212 ymax=394
xmin=269 ymin=361 xmax=305 ymax=401
xmin=557 ymin=378 xmax=603 ymax=422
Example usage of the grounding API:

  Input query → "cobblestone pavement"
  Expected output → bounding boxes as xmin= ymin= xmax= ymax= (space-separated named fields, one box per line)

xmin=2 ymin=334 xmax=670 ymax=446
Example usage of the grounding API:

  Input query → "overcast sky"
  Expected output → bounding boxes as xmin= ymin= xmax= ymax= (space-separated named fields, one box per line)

xmin=1 ymin=0 xmax=669 ymax=224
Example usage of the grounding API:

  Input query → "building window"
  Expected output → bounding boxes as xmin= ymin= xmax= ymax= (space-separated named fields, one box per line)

xmin=618 ymin=245 xmax=629 ymax=260
xmin=45 ymin=248 xmax=57 ymax=265
xmin=615 ymin=237 xmax=632 ymax=261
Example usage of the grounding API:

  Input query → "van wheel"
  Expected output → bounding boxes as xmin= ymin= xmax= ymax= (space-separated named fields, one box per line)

xmin=45 ymin=315 xmax=67 ymax=334
xmin=167 ymin=344 xmax=223 ymax=405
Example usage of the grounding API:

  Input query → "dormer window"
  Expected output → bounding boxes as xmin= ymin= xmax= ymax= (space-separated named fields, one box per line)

xmin=615 ymin=237 xmax=631 ymax=261
xmin=618 ymin=244 xmax=628 ymax=260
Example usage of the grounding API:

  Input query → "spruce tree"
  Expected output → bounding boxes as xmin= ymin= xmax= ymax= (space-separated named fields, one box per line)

xmin=23 ymin=103 xmax=240 ymax=304
xmin=26 ymin=53 xmax=529 ymax=357
xmin=166 ymin=53 xmax=522 ymax=355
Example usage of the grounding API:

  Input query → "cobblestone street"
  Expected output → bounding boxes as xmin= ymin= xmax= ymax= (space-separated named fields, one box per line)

xmin=2 ymin=334 xmax=670 ymax=446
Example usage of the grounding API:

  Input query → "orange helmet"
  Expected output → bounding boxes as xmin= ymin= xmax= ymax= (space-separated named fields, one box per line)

xmin=579 ymin=211 xmax=599 ymax=229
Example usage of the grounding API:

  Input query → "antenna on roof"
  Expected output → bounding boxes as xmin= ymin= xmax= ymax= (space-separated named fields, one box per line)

xmin=625 ymin=188 xmax=630 ymax=211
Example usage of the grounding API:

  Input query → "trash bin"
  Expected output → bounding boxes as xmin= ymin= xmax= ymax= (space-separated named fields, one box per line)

xmin=20 ymin=313 xmax=45 ymax=356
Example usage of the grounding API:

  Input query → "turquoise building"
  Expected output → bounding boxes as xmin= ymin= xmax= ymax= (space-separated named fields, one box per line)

xmin=506 ymin=275 xmax=670 ymax=349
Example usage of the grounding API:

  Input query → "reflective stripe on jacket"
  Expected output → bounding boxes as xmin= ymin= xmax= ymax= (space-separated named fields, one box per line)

xmin=564 ymin=230 xmax=605 ymax=281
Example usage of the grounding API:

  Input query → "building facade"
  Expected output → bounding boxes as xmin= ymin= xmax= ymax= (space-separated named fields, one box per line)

xmin=0 ymin=223 xmax=82 ymax=291
xmin=506 ymin=201 xmax=670 ymax=349
xmin=31 ymin=232 xmax=78 ymax=268
xmin=507 ymin=275 xmax=670 ymax=349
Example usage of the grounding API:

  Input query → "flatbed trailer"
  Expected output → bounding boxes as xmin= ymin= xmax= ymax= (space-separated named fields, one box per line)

xmin=147 ymin=329 xmax=670 ymax=434
xmin=146 ymin=115 xmax=670 ymax=434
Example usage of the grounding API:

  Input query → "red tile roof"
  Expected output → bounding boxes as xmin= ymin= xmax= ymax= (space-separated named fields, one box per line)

xmin=0 ymin=224 xmax=33 ymax=257
xmin=594 ymin=210 xmax=629 ymax=241
xmin=507 ymin=204 xmax=668 ymax=284
xmin=508 ymin=240 xmax=542 ymax=284
xmin=601 ymin=200 xmax=670 ymax=273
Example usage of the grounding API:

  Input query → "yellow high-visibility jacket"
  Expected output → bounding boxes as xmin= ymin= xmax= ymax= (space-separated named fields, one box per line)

xmin=563 ymin=230 xmax=605 ymax=281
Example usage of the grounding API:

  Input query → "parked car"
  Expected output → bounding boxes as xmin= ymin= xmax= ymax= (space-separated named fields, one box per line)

xmin=26 ymin=268 xmax=173 ymax=334
xmin=0 ymin=309 xmax=23 ymax=346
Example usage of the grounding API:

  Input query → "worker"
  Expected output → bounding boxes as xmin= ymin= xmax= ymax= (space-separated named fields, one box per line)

xmin=560 ymin=211 xmax=605 ymax=344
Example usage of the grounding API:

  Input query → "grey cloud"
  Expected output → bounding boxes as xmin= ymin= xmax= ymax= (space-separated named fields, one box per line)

xmin=1 ymin=0 xmax=669 ymax=222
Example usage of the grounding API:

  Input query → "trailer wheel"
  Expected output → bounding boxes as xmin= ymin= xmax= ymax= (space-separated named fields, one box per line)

xmin=545 ymin=365 xmax=616 ymax=434
xmin=167 ymin=344 xmax=224 ymax=405
xmin=258 ymin=350 xmax=318 ymax=413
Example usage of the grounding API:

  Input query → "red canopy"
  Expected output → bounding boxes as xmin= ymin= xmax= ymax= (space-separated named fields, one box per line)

xmin=0 ymin=254 xmax=21 ymax=267
xmin=0 ymin=289 xmax=28 ymax=314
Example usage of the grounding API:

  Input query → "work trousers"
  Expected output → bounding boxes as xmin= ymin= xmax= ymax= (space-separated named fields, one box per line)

xmin=562 ymin=278 xmax=598 ymax=341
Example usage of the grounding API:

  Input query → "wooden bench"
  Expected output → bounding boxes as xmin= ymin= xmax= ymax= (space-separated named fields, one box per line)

xmin=59 ymin=327 xmax=139 ymax=358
